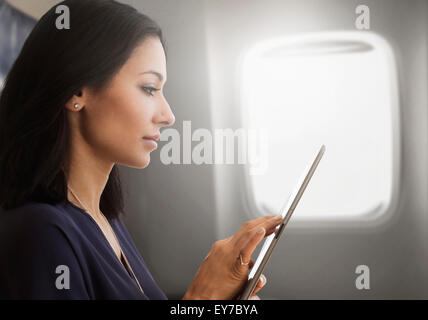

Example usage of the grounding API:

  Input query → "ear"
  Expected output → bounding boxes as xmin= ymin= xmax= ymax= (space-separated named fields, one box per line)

xmin=64 ymin=89 xmax=87 ymax=111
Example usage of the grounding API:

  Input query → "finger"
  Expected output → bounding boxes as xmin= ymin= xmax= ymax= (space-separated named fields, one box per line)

xmin=238 ymin=227 xmax=267 ymax=263
xmin=236 ymin=258 xmax=255 ymax=273
xmin=234 ymin=215 xmax=281 ymax=240
xmin=248 ymin=259 xmax=255 ymax=269
xmin=257 ymin=218 xmax=284 ymax=238
xmin=244 ymin=215 xmax=280 ymax=229
xmin=265 ymin=223 xmax=282 ymax=236
xmin=235 ymin=255 xmax=253 ymax=273
xmin=234 ymin=215 xmax=283 ymax=251
xmin=240 ymin=228 xmax=266 ymax=261
xmin=252 ymin=274 xmax=266 ymax=295
xmin=255 ymin=215 xmax=283 ymax=234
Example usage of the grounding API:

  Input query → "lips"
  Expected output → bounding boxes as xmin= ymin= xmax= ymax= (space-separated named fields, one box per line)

xmin=143 ymin=133 xmax=160 ymax=141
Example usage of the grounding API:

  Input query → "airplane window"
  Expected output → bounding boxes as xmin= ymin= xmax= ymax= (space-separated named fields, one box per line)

xmin=240 ymin=32 xmax=400 ymax=225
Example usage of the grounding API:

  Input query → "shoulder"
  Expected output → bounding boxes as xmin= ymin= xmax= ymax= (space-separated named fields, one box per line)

xmin=0 ymin=201 xmax=74 ymax=243
xmin=0 ymin=201 xmax=84 ymax=267
xmin=0 ymin=202 xmax=91 ymax=299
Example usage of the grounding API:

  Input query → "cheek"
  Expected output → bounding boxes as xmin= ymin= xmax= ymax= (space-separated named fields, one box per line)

xmin=117 ymin=100 xmax=152 ymax=138
xmin=85 ymin=88 xmax=154 ymax=160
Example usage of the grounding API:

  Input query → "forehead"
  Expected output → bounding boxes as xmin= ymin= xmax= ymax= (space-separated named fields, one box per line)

xmin=122 ymin=36 xmax=167 ymax=80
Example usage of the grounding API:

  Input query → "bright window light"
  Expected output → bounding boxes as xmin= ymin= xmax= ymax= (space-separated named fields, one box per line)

xmin=240 ymin=32 xmax=400 ymax=225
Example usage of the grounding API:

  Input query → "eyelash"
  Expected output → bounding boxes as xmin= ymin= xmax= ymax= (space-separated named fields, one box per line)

xmin=141 ymin=86 xmax=161 ymax=96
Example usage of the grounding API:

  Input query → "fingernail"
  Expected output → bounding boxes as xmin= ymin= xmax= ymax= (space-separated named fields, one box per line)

xmin=257 ymin=227 xmax=265 ymax=235
xmin=274 ymin=214 xmax=283 ymax=220
xmin=260 ymin=275 xmax=266 ymax=283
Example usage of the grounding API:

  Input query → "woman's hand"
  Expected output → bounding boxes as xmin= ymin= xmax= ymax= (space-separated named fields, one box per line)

xmin=182 ymin=214 xmax=283 ymax=300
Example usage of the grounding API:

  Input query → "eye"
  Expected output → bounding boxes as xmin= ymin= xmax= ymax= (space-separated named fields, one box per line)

xmin=141 ymin=86 xmax=161 ymax=96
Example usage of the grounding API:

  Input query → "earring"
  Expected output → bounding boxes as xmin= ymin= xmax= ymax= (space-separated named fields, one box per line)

xmin=74 ymin=103 xmax=80 ymax=109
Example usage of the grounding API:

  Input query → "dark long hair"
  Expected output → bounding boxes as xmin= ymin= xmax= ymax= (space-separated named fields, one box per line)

xmin=0 ymin=0 xmax=166 ymax=219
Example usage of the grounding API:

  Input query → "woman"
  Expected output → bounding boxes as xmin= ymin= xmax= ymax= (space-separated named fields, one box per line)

xmin=0 ymin=0 xmax=283 ymax=299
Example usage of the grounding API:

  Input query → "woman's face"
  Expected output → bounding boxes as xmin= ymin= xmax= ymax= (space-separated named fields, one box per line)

xmin=70 ymin=36 xmax=175 ymax=169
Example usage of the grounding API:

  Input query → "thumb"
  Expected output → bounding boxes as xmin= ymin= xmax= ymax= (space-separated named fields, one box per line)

xmin=248 ymin=259 xmax=255 ymax=269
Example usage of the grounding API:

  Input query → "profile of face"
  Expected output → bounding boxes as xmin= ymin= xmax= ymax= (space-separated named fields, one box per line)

xmin=66 ymin=36 xmax=175 ymax=169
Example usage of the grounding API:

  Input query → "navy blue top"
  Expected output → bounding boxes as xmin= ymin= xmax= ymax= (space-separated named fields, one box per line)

xmin=0 ymin=200 xmax=168 ymax=300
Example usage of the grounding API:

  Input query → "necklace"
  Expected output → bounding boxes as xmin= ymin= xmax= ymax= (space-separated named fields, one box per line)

xmin=67 ymin=185 xmax=145 ymax=296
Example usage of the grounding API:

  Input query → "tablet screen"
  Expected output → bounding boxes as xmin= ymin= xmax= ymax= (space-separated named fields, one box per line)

xmin=247 ymin=145 xmax=325 ymax=281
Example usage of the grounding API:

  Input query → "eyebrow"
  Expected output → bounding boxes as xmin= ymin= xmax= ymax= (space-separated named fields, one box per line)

xmin=139 ymin=70 xmax=164 ymax=82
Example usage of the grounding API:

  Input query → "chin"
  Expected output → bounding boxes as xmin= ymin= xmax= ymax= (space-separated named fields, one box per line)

xmin=138 ymin=154 xmax=151 ymax=169
xmin=119 ymin=153 xmax=151 ymax=169
xmin=141 ymin=159 xmax=150 ymax=168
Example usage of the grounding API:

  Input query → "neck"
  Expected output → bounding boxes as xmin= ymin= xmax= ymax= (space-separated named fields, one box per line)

xmin=63 ymin=116 xmax=115 ymax=217
xmin=64 ymin=151 xmax=113 ymax=217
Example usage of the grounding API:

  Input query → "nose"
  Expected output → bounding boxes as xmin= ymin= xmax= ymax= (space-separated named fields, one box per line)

xmin=157 ymin=97 xmax=175 ymax=128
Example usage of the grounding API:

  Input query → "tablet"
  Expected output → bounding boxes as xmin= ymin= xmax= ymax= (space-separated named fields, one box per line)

xmin=239 ymin=144 xmax=326 ymax=300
